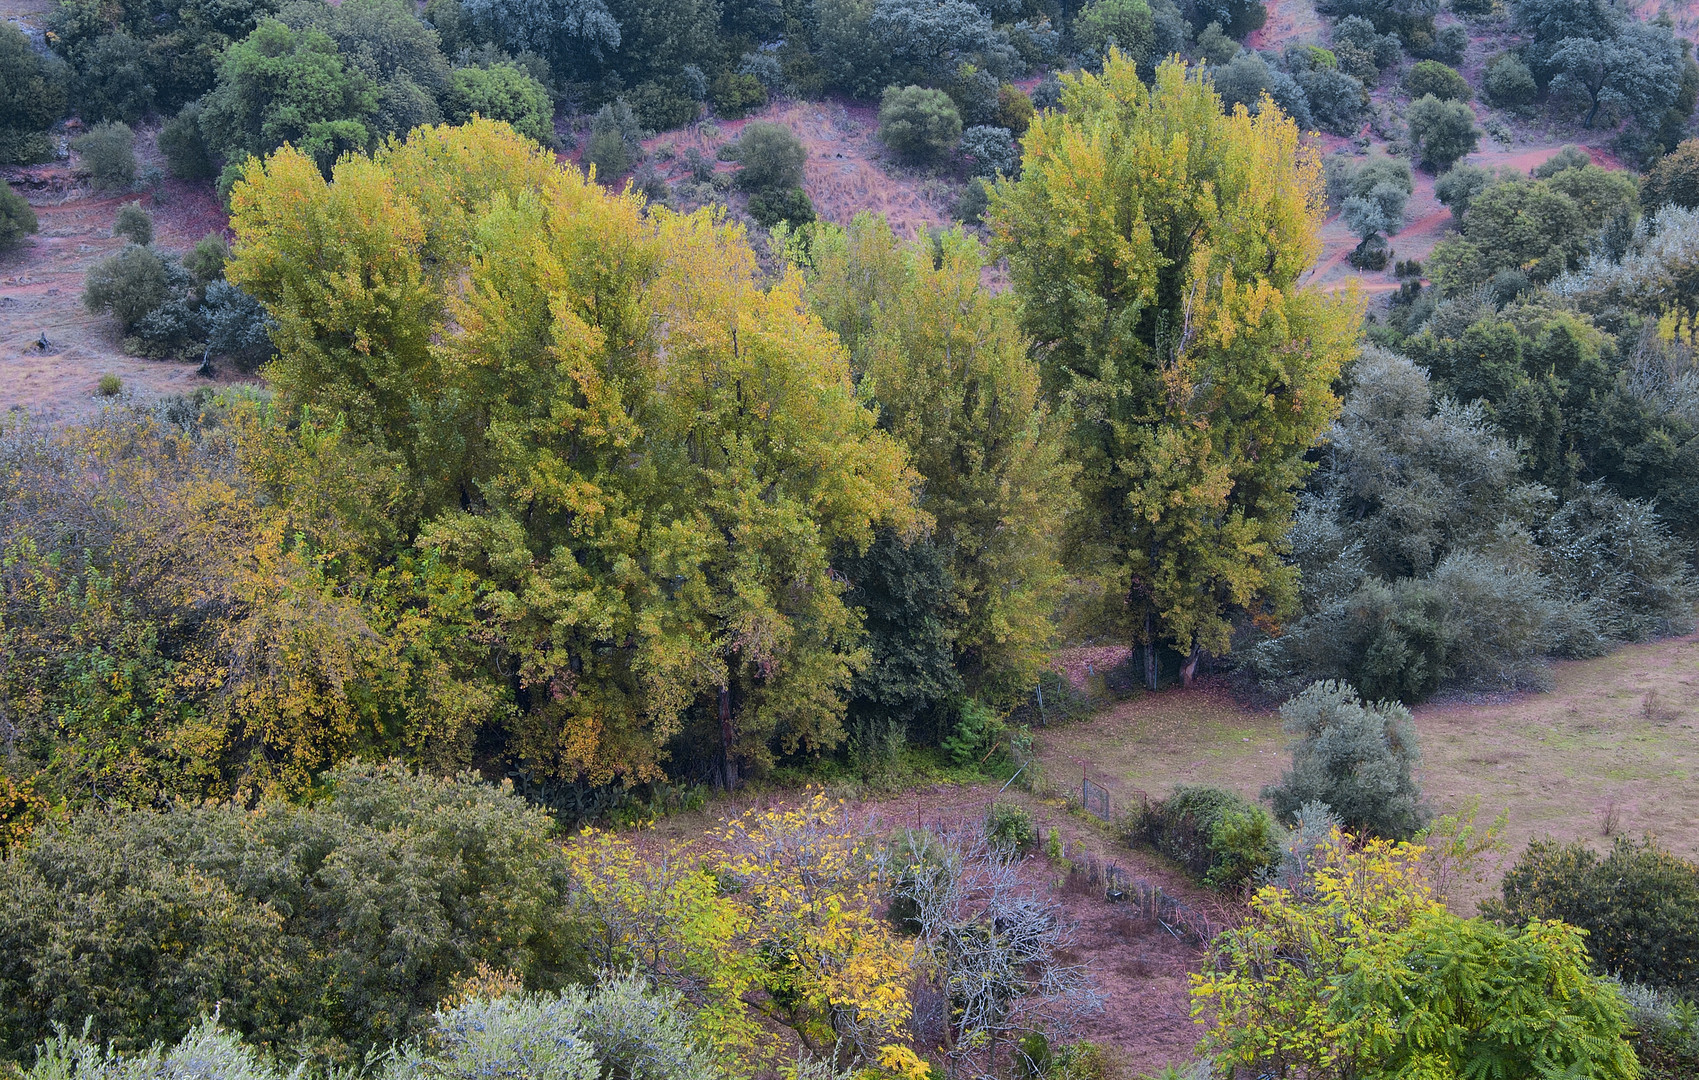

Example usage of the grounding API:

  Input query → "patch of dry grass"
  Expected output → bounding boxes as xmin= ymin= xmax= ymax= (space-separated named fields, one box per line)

xmin=1037 ymin=634 xmax=1699 ymax=908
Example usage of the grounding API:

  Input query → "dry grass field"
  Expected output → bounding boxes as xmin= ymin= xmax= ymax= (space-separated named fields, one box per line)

xmin=1036 ymin=633 xmax=1699 ymax=910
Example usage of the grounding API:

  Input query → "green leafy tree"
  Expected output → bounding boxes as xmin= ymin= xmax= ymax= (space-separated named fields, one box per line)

xmin=199 ymin=19 xmax=379 ymax=176
xmin=1404 ymin=93 xmax=1478 ymax=171
xmin=447 ymin=63 xmax=555 ymax=144
xmin=989 ymin=54 xmax=1359 ymax=686
xmin=83 ymin=244 xmax=175 ymax=331
xmin=1548 ymin=22 xmax=1685 ymax=130
xmin=1643 ymin=138 xmax=1699 ymax=210
xmin=797 ymin=215 xmax=1076 ymax=704
xmin=0 ymin=22 xmax=67 ymax=165
xmin=282 ymin=0 xmax=454 ymax=139
xmin=1196 ymin=830 xmax=1642 ymax=1080
xmin=0 ymin=186 xmax=40 ymax=253
xmin=877 ymin=85 xmax=963 ymax=164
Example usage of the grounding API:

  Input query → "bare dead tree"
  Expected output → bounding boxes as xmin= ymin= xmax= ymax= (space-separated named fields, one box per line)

xmin=882 ymin=821 xmax=1102 ymax=1080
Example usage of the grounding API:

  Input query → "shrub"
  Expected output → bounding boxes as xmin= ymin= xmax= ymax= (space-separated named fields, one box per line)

xmin=746 ymin=185 xmax=814 ymax=228
xmin=97 ymin=374 xmax=122 ymax=397
xmin=1484 ymin=837 xmax=1699 ymax=994
xmin=0 ymin=762 xmax=584 ymax=1061
xmin=159 ymin=104 xmax=217 ymax=180
xmin=996 ymin=83 xmax=1034 ymax=135
xmin=1135 ymin=785 xmax=1280 ymax=889
xmin=710 ymin=71 xmax=766 ymax=118
xmin=83 ymin=244 xmax=173 ymax=331
xmin=731 ymin=121 xmax=806 ymax=191
xmin=1073 ymin=0 xmax=1156 ymax=63
xmin=953 ymin=177 xmax=989 ymax=224
xmin=1644 ymin=138 xmax=1699 ymax=211
xmin=447 ymin=64 xmax=556 ymax=145
xmin=878 ymin=85 xmax=962 ymax=165
xmin=72 ymin=122 xmax=137 ymax=191
xmin=1532 ymin=144 xmax=1592 ymax=178
xmin=1433 ymin=162 xmax=1490 ymax=219
xmin=112 ymin=202 xmax=152 ymax=246
xmin=626 ymin=80 xmax=698 ymax=133
xmin=1405 ymin=59 xmax=1471 ymax=101
xmin=1484 ymin=52 xmax=1536 ymax=110
xmin=0 ymin=22 xmax=68 ymax=166
xmin=985 ymin=802 xmax=1036 ymax=854
xmin=1263 ymin=680 xmax=1427 ymax=840
xmin=1406 ymin=93 xmax=1479 ymax=171
xmin=202 ymin=282 xmax=276 ymax=370
xmin=960 ymin=124 xmax=1017 ymax=179
xmin=0 ymin=185 xmax=38 ymax=253
xmin=586 ymin=100 xmax=644 ymax=180
xmin=184 ymin=233 xmax=230 ymax=287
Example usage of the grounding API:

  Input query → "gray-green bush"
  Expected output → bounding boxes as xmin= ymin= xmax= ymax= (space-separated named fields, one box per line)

xmin=1263 ymin=680 xmax=1428 ymax=841
xmin=71 ymin=122 xmax=137 ymax=191
xmin=877 ymin=85 xmax=962 ymax=165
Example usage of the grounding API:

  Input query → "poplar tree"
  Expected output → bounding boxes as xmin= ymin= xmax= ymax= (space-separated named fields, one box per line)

xmin=989 ymin=54 xmax=1360 ymax=686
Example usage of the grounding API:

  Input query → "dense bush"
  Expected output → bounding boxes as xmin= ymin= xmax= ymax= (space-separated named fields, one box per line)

xmin=0 ymin=186 xmax=38 ymax=253
xmin=1644 ymin=139 xmax=1699 ymax=211
xmin=71 ymin=122 xmax=137 ymax=191
xmin=0 ymin=762 xmax=583 ymax=1062
xmin=1135 ymin=785 xmax=1280 ymax=889
xmin=730 ymin=121 xmax=806 ymax=191
xmin=1482 ymin=51 xmax=1536 ymax=110
xmin=985 ymin=802 xmax=1036 ymax=854
xmin=1073 ymin=0 xmax=1155 ymax=62
xmin=1331 ymin=16 xmax=1401 ymax=84
xmin=1405 ymin=93 xmax=1478 ymax=172
xmin=446 ymin=63 xmax=554 ymax=145
xmin=112 ymin=202 xmax=152 ymax=246
xmin=0 ymin=22 xmax=67 ymax=166
xmin=585 ymin=99 xmax=644 ymax=178
xmin=1264 ymin=680 xmax=1427 ymax=840
xmin=8 ymin=975 xmax=715 ymax=1080
xmin=1485 ymin=837 xmax=1699 ymax=994
xmin=710 ymin=71 xmax=766 ymax=117
xmin=960 ymin=124 xmax=1017 ymax=178
xmin=746 ymin=186 xmax=815 ymax=227
xmin=1404 ymin=59 xmax=1469 ymax=101
xmin=83 ymin=245 xmax=175 ymax=331
xmin=1432 ymin=163 xmax=1489 ymax=220
xmin=878 ymin=85 xmax=962 ymax=164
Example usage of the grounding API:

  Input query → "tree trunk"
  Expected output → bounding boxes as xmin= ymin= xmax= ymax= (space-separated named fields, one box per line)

xmin=1180 ymin=646 xmax=1202 ymax=686
xmin=1143 ymin=611 xmax=1158 ymax=691
xmin=718 ymin=683 xmax=738 ymax=791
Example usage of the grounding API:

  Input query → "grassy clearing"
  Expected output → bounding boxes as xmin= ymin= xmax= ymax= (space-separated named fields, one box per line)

xmin=1036 ymin=634 xmax=1699 ymax=908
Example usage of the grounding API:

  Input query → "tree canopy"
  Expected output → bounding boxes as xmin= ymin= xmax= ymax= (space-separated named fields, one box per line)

xmin=989 ymin=52 xmax=1359 ymax=685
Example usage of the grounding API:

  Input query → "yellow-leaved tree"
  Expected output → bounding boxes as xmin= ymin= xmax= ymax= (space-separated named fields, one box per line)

xmin=989 ymin=54 xmax=1361 ymax=686
xmin=227 ymin=119 xmax=917 ymax=789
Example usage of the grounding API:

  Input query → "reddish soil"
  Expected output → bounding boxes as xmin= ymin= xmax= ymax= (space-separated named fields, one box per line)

xmin=2 ymin=126 xmax=236 ymax=421
xmin=622 ymin=99 xmax=953 ymax=239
